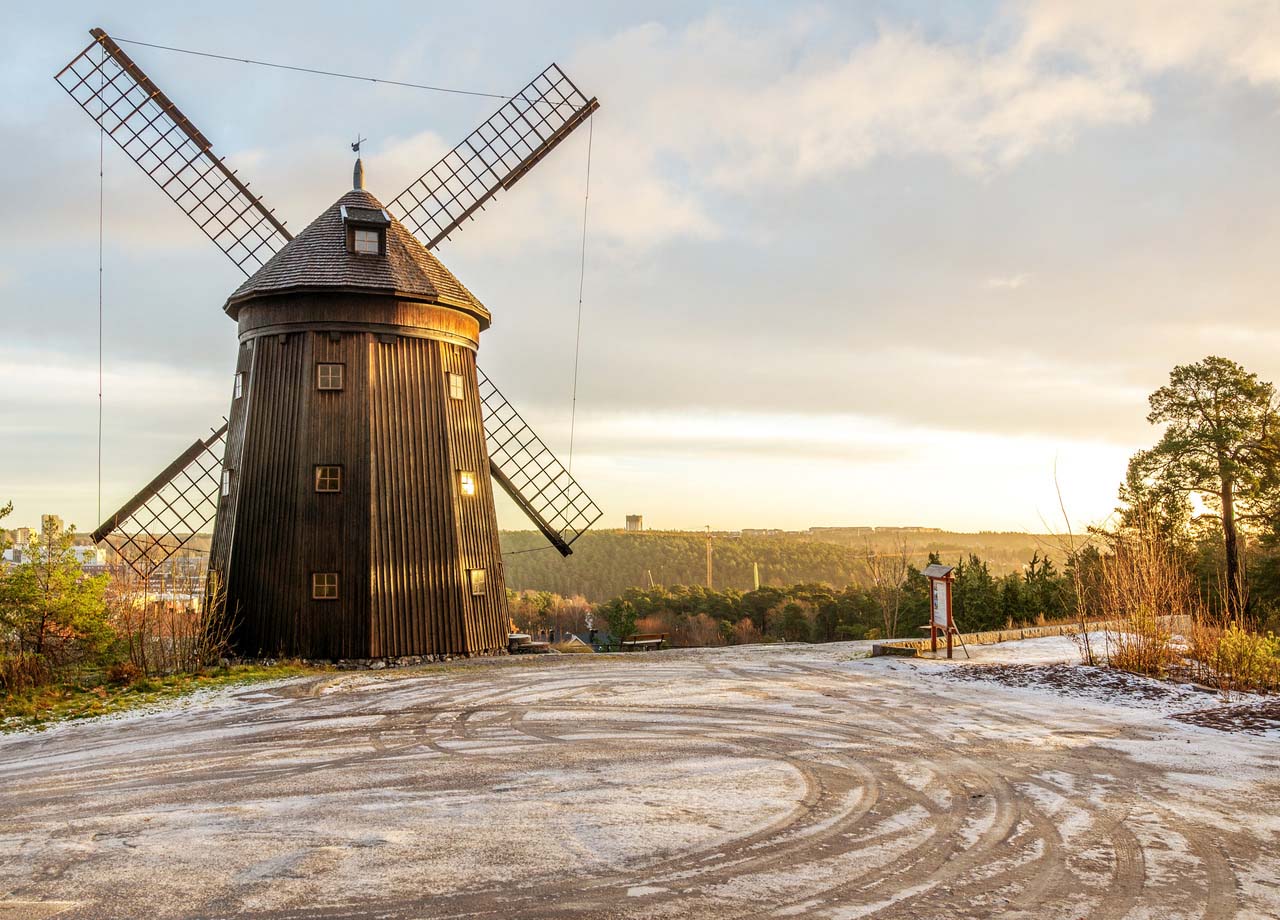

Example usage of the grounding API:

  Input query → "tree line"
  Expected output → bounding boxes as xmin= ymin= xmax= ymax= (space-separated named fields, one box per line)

xmin=585 ymin=548 xmax=1076 ymax=645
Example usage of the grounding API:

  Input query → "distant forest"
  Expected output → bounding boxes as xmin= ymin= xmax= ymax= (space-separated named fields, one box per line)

xmin=500 ymin=529 xmax=1059 ymax=602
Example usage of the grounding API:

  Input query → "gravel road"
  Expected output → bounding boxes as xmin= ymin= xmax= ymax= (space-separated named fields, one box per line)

xmin=1 ymin=640 xmax=1276 ymax=919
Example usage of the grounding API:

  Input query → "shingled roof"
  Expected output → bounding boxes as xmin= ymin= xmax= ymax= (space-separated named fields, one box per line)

xmin=224 ymin=188 xmax=489 ymax=327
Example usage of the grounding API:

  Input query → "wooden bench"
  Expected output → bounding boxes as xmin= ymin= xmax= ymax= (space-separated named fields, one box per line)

xmin=619 ymin=632 xmax=667 ymax=652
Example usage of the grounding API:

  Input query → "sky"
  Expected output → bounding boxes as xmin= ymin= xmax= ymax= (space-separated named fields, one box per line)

xmin=4 ymin=1 xmax=1280 ymax=535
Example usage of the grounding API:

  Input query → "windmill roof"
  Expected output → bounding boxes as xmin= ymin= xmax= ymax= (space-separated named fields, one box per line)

xmin=342 ymin=205 xmax=389 ymax=225
xmin=224 ymin=189 xmax=489 ymax=327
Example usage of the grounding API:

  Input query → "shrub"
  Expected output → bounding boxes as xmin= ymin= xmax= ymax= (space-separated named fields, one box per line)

xmin=0 ymin=522 xmax=112 ymax=678
xmin=1087 ymin=511 xmax=1198 ymax=677
xmin=106 ymin=660 xmax=142 ymax=685
xmin=1190 ymin=623 xmax=1280 ymax=695
xmin=0 ymin=654 xmax=52 ymax=693
xmin=106 ymin=568 xmax=238 ymax=677
xmin=683 ymin=613 xmax=725 ymax=647
xmin=730 ymin=617 xmax=761 ymax=645
xmin=1107 ymin=608 xmax=1179 ymax=677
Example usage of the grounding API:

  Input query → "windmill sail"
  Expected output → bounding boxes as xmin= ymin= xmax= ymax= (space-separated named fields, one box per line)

xmin=478 ymin=370 xmax=601 ymax=556
xmin=93 ymin=425 xmax=227 ymax=578
xmin=56 ymin=29 xmax=292 ymax=275
xmin=387 ymin=63 xmax=598 ymax=250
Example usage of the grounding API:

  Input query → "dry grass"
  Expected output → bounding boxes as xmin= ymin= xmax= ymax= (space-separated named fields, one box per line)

xmin=1 ymin=660 xmax=322 ymax=732
xmin=1089 ymin=517 xmax=1194 ymax=678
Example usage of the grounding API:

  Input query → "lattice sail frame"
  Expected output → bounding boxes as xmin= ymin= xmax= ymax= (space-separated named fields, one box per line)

xmin=388 ymin=63 xmax=598 ymax=250
xmin=93 ymin=425 xmax=227 ymax=577
xmin=55 ymin=30 xmax=292 ymax=275
xmin=478 ymin=370 xmax=602 ymax=556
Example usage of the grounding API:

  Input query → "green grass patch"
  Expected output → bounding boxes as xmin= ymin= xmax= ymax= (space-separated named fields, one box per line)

xmin=0 ymin=661 xmax=325 ymax=733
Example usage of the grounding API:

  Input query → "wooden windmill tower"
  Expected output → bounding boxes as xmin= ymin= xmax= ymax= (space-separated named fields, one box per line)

xmin=59 ymin=28 xmax=602 ymax=660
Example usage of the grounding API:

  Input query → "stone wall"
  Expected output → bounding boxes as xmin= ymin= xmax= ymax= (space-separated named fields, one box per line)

xmin=870 ymin=616 xmax=1190 ymax=658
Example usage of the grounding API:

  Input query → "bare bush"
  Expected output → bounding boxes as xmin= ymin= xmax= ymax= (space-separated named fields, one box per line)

xmin=731 ymin=617 xmax=761 ymax=645
xmin=683 ymin=613 xmax=726 ymax=647
xmin=107 ymin=568 xmax=237 ymax=677
xmin=1090 ymin=515 xmax=1196 ymax=677
xmin=0 ymin=654 xmax=52 ymax=693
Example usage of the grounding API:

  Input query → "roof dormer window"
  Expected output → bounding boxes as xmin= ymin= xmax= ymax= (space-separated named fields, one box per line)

xmin=340 ymin=204 xmax=390 ymax=257
xmin=353 ymin=228 xmax=380 ymax=254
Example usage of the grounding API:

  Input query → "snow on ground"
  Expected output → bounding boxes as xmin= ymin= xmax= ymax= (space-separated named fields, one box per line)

xmin=921 ymin=632 xmax=1092 ymax=665
xmin=0 ymin=637 xmax=1277 ymax=919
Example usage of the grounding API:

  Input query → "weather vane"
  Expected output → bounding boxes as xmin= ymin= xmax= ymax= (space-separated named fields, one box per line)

xmin=351 ymin=134 xmax=365 ymax=156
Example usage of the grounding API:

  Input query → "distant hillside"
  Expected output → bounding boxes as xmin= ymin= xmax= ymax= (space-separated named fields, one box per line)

xmin=500 ymin=529 xmax=1063 ymax=602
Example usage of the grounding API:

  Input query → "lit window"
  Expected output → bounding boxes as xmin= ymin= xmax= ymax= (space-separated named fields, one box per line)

xmin=353 ymin=228 xmax=380 ymax=254
xmin=315 ymin=465 xmax=342 ymax=493
xmin=312 ymin=572 xmax=339 ymax=600
xmin=468 ymin=568 xmax=486 ymax=596
xmin=448 ymin=372 xmax=465 ymax=400
xmin=233 ymin=372 xmax=244 ymax=399
xmin=221 ymin=469 xmax=232 ymax=497
xmin=317 ymin=363 xmax=344 ymax=391
xmin=458 ymin=470 xmax=476 ymax=496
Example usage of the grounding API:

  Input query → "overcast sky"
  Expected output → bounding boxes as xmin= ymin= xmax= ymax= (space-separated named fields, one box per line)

xmin=5 ymin=1 xmax=1280 ymax=534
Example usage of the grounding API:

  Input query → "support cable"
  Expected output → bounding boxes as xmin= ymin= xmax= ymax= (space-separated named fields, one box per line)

xmin=98 ymin=43 xmax=105 ymax=524
xmin=113 ymin=37 xmax=512 ymax=100
xmin=567 ymin=115 xmax=593 ymax=474
xmin=501 ymin=545 xmax=559 ymax=557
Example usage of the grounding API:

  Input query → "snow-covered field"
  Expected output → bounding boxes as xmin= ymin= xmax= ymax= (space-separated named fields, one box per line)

xmin=0 ymin=637 xmax=1276 ymax=919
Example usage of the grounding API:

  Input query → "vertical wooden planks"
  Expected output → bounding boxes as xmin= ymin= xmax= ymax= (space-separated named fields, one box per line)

xmin=220 ymin=296 xmax=510 ymax=660
xmin=225 ymin=332 xmax=305 ymax=656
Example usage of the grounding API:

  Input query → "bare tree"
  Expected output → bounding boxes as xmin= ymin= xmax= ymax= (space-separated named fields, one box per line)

xmin=865 ymin=538 xmax=910 ymax=639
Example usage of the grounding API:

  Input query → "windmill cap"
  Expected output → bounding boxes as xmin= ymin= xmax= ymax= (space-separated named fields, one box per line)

xmin=223 ymin=187 xmax=489 ymax=327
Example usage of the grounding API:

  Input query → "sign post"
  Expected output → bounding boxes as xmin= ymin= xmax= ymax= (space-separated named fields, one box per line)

xmin=923 ymin=563 xmax=956 ymax=659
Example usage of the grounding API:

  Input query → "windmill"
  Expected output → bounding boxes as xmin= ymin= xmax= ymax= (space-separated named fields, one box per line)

xmin=57 ymin=28 xmax=603 ymax=660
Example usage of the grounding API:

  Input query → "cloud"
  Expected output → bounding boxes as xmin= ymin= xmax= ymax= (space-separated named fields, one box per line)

xmin=411 ymin=9 xmax=1165 ymax=257
xmin=569 ymin=13 xmax=1151 ymax=199
xmin=1021 ymin=1 xmax=1280 ymax=88
xmin=536 ymin=1 xmax=1280 ymax=251
xmin=984 ymin=273 xmax=1031 ymax=290
xmin=22 ymin=4 xmax=1280 ymax=258
xmin=0 ymin=347 xmax=226 ymax=418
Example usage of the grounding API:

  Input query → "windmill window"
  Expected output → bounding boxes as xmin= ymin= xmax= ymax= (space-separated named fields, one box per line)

xmin=468 ymin=568 xmax=486 ymax=596
xmin=233 ymin=372 xmax=244 ymax=399
xmin=448 ymin=372 xmax=465 ymax=400
xmin=353 ymin=228 xmax=381 ymax=255
xmin=458 ymin=470 xmax=476 ymax=496
xmin=315 ymin=465 xmax=342 ymax=493
xmin=221 ymin=469 xmax=233 ymax=497
xmin=312 ymin=572 xmax=339 ymax=600
xmin=317 ymin=363 xmax=344 ymax=391
xmin=341 ymin=205 xmax=390 ymax=255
